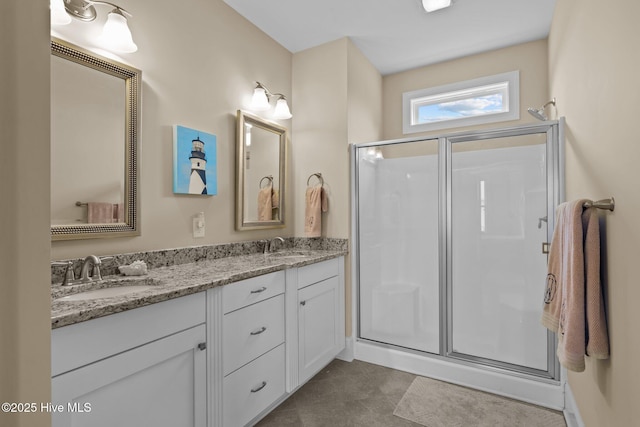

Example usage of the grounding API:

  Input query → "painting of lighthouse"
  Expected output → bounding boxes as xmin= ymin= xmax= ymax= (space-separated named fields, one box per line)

xmin=173 ymin=125 xmax=217 ymax=195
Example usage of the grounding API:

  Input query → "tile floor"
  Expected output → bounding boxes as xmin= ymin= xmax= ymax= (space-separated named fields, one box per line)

xmin=256 ymin=359 xmax=422 ymax=426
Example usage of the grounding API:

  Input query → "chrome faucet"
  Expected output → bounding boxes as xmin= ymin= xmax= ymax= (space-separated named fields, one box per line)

xmin=264 ymin=237 xmax=285 ymax=254
xmin=79 ymin=255 xmax=102 ymax=282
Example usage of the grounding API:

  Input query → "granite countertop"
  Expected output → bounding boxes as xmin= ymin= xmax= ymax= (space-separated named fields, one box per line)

xmin=51 ymin=249 xmax=346 ymax=329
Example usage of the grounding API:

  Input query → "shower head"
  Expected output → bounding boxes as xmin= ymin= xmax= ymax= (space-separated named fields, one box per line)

xmin=527 ymin=107 xmax=548 ymax=121
xmin=527 ymin=98 xmax=556 ymax=121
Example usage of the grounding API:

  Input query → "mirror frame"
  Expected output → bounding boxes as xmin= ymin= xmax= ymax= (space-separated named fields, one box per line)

xmin=51 ymin=38 xmax=141 ymax=240
xmin=235 ymin=110 xmax=287 ymax=230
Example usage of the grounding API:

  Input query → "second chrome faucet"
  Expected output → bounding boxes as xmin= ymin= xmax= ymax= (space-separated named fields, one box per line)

xmin=263 ymin=237 xmax=285 ymax=254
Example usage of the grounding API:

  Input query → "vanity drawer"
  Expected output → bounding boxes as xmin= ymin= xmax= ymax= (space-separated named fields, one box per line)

xmin=298 ymin=257 xmax=340 ymax=289
xmin=223 ymin=344 xmax=285 ymax=427
xmin=223 ymin=294 xmax=285 ymax=376
xmin=223 ymin=271 xmax=285 ymax=314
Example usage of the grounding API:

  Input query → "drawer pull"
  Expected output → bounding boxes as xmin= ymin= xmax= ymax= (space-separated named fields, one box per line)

xmin=250 ymin=326 xmax=267 ymax=336
xmin=250 ymin=286 xmax=267 ymax=294
xmin=250 ymin=381 xmax=267 ymax=393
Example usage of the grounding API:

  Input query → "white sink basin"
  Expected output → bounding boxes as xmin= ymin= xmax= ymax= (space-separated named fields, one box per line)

xmin=55 ymin=285 xmax=154 ymax=301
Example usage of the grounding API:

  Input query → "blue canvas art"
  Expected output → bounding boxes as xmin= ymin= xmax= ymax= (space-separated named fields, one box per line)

xmin=173 ymin=125 xmax=217 ymax=195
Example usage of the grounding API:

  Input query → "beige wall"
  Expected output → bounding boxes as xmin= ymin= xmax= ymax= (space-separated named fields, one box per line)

xmin=291 ymin=37 xmax=382 ymax=238
xmin=51 ymin=0 xmax=293 ymax=261
xmin=293 ymin=38 xmax=382 ymax=337
xmin=549 ymin=0 xmax=640 ymax=425
xmin=0 ymin=1 xmax=52 ymax=426
xmin=292 ymin=38 xmax=349 ymax=239
xmin=383 ymin=39 xmax=549 ymax=140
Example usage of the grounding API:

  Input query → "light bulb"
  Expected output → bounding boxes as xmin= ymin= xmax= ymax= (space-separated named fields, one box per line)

xmin=250 ymin=87 xmax=270 ymax=111
xmin=273 ymin=97 xmax=292 ymax=120
xmin=98 ymin=8 xmax=138 ymax=53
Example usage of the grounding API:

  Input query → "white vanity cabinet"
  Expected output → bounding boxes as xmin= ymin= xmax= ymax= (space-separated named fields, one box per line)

xmin=209 ymin=271 xmax=287 ymax=427
xmin=296 ymin=257 xmax=345 ymax=385
xmin=51 ymin=292 xmax=207 ymax=427
xmin=50 ymin=255 xmax=345 ymax=427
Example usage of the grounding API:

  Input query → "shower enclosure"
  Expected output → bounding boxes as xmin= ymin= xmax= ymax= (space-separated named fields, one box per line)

xmin=351 ymin=121 xmax=564 ymax=408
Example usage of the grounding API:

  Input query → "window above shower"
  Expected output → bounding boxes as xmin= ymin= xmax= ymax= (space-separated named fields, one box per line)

xmin=402 ymin=71 xmax=520 ymax=134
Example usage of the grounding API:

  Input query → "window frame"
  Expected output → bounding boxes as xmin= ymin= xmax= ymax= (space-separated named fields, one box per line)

xmin=402 ymin=71 xmax=520 ymax=134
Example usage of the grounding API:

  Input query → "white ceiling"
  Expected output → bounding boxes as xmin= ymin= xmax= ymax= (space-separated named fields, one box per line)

xmin=223 ymin=0 xmax=557 ymax=75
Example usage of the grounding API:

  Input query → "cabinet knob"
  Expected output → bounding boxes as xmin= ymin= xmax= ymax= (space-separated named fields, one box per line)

xmin=250 ymin=381 xmax=267 ymax=393
xmin=250 ymin=286 xmax=267 ymax=294
xmin=197 ymin=342 xmax=207 ymax=351
xmin=300 ymin=300 xmax=306 ymax=306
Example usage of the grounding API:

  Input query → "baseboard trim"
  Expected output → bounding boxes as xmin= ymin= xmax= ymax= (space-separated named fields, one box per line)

xmin=336 ymin=336 xmax=355 ymax=362
xmin=563 ymin=381 xmax=585 ymax=427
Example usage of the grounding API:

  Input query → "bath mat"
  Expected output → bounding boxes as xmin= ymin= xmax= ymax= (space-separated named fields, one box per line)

xmin=393 ymin=376 xmax=566 ymax=427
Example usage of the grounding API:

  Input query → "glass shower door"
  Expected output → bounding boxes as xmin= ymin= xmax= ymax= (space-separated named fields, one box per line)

xmin=357 ymin=139 xmax=440 ymax=354
xmin=448 ymin=131 xmax=551 ymax=374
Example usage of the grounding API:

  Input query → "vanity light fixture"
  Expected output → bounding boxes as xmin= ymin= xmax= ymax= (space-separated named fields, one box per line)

xmin=422 ymin=0 xmax=452 ymax=13
xmin=51 ymin=0 xmax=73 ymax=25
xmin=51 ymin=0 xmax=138 ymax=53
xmin=249 ymin=82 xmax=293 ymax=120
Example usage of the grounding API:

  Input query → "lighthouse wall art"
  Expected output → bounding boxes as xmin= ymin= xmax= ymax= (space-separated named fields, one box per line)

xmin=173 ymin=125 xmax=218 ymax=195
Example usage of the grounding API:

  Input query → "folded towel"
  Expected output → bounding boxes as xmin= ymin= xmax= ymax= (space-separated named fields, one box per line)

xmin=258 ymin=185 xmax=273 ymax=221
xmin=581 ymin=206 xmax=609 ymax=361
xmin=542 ymin=200 xmax=609 ymax=372
xmin=304 ymin=184 xmax=328 ymax=237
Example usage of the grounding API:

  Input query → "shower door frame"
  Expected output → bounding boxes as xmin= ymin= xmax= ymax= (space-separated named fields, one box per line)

xmin=351 ymin=119 xmax=564 ymax=383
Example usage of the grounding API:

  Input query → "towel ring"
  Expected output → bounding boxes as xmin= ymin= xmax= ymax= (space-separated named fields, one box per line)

xmin=259 ymin=175 xmax=273 ymax=189
xmin=307 ymin=172 xmax=324 ymax=187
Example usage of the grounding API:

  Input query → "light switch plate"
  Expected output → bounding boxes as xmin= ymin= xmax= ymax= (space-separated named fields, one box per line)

xmin=193 ymin=212 xmax=205 ymax=238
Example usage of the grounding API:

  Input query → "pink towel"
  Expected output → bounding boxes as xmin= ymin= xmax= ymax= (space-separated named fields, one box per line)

xmin=542 ymin=200 xmax=609 ymax=372
xmin=257 ymin=185 xmax=273 ymax=221
xmin=115 ymin=203 xmax=124 ymax=222
xmin=87 ymin=202 xmax=125 ymax=223
xmin=304 ymin=185 xmax=328 ymax=237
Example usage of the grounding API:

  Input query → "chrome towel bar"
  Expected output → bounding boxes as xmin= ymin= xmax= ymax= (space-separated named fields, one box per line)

xmin=583 ymin=197 xmax=615 ymax=211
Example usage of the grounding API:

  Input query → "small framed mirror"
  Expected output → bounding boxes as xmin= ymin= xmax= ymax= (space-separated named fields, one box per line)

xmin=236 ymin=110 xmax=287 ymax=230
xmin=50 ymin=38 xmax=141 ymax=240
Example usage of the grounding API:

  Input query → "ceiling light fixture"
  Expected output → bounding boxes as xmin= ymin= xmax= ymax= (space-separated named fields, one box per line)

xmin=422 ymin=0 xmax=452 ymax=13
xmin=249 ymin=82 xmax=292 ymax=120
xmin=51 ymin=0 xmax=138 ymax=53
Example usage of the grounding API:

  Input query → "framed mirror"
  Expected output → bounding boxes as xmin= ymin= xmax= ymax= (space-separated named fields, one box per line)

xmin=50 ymin=38 xmax=141 ymax=240
xmin=236 ymin=110 xmax=287 ymax=230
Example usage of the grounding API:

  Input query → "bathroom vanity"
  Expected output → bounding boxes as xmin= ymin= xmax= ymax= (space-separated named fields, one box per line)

xmin=51 ymin=250 xmax=345 ymax=427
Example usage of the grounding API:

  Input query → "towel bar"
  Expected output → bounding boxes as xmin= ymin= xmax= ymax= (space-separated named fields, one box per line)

xmin=583 ymin=197 xmax=615 ymax=211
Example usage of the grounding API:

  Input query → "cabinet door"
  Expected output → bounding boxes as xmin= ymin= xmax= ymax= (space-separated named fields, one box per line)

xmin=52 ymin=324 xmax=207 ymax=427
xmin=298 ymin=276 xmax=343 ymax=384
